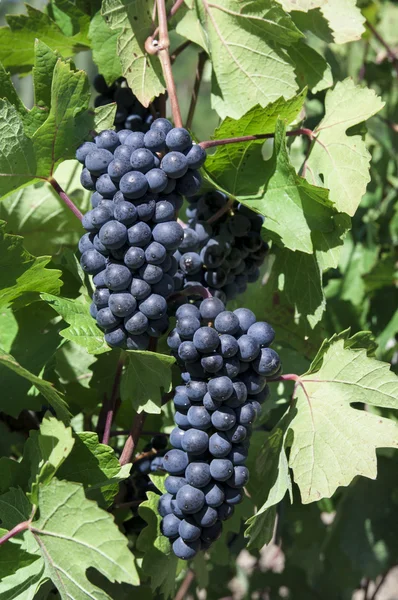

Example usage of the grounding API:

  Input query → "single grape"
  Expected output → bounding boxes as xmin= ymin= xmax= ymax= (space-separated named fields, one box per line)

xmin=214 ymin=311 xmax=240 ymax=335
xmin=119 ymin=171 xmax=148 ymax=199
xmin=199 ymin=297 xmax=225 ymax=320
xmin=176 ymin=485 xmax=205 ymax=514
xmin=158 ymin=493 xmax=173 ymax=517
xmin=227 ymin=465 xmax=249 ymax=488
xmin=235 ymin=402 xmax=257 ymax=426
xmin=80 ymin=249 xmax=106 ymax=274
xmin=203 ymin=482 xmax=225 ymax=508
xmin=146 ymin=168 xmax=168 ymax=193
xmin=76 ymin=141 xmax=96 ymax=164
xmin=187 ymin=406 xmax=212 ymax=430
xmin=130 ymin=277 xmax=151 ymax=300
xmin=169 ymin=428 xmax=186 ymax=451
xmin=194 ymin=505 xmax=218 ymax=528
xmin=139 ymin=294 xmax=167 ymax=319
xmin=127 ymin=221 xmax=152 ymax=247
xmin=104 ymin=263 xmax=132 ymax=291
xmin=233 ymin=308 xmax=257 ymax=333
xmin=150 ymin=118 xmax=173 ymax=135
xmin=161 ymin=151 xmax=188 ymax=178
xmin=96 ymin=307 xmax=121 ymax=330
xmin=144 ymin=129 xmax=166 ymax=152
xmin=109 ymin=292 xmax=136 ymax=317
xmin=176 ymin=316 xmax=201 ymax=340
xmin=172 ymin=537 xmax=200 ymax=560
xmin=193 ymin=327 xmax=220 ymax=353
xmin=207 ymin=376 xmax=233 ymax=402
xmin=104 ymin=327 xmax=127 ymax=348
xmin=247 ymin=321 xmax=275 ymax=347
xmin=161 ymin=513 xmax=181 ymax=538
xmin=210 ymin=459 xmax=234 ymax=482
xmin=181 ymin=429 xmax=209 ymax=454
xmin=130 ymin=148 xmax=155 ymax=173
xmin=178 ymin=341 xmax=200 ymax=363
xmin=85 ymin=149 xmax=114 ymax=175
xmin=252 ymin=347 xmax=281 ymax=376
xmin=165 ymin=475 xmax=187 ymax=495
xmin=237 ymin=335 xmax=260 ymax=362
xmin=224 ymin=486 xmax=244 ymax=505
xmin=163 ymin=449 xmax=189 ymax=475
xmin=185 ymin=462 xmax=211 ymax=488
xmin=165 ymin=128 xmax=192 ymax=152
xmin=218 ymin=503 xmax=234 ymax=521
xmin=185 ymin=144 xmax=206 ymax=169
xmin=152 ymin=222 xmax=184 ymax=250
xmin=99 ymin=220 xmax=127 ymax=249
xmin=95 ymin=129 xmax=120 ymax=152
xmin=179 ymin=518 xmax=201 ymax=542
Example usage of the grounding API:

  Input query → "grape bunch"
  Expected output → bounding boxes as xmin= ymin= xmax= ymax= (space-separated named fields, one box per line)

xmin=158 ymin=298 xmax=281 ymax=559
xmin=173 ymin=190 xmax=269 ymax=303
xmin=76 ymin=118 xmax=206 ymax=350
xmin=93 ymin=74 xmax=164 ymax=133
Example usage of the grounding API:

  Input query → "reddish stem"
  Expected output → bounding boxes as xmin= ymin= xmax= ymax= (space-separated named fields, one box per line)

xmin=0 ymin=520 xmax=30 ymax=546
xmin=102 ymin=355 xmax=125 ymax=446
xmin=48 ymin=177 xmax=83 ymax=221
xmin=175 ymin=570 xmax=195 ymax=600
xmin=119 ymin=412 xmax=147 ymax=466
xmin=148 ymin=0 xmax=182 ymax=127
xmin=199 ymin=128 xmax=314 ymax=150
xmin=271 ymin=373 xmax=301 ymax=383
xmin=366 ymin=20 xmax=397 ymax=64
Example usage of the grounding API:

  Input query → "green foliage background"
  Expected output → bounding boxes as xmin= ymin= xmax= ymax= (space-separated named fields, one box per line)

xmin=0 ymin=0 xmax=397 ymax=598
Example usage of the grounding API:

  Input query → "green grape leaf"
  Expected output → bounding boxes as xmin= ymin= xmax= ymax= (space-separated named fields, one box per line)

xmin=276 ymin=0 xmax=365 ymax=44
xmin=101 ymin=0 xmax=165 ymax=107
xmin=0 ymin=222 xmax=62 ymax=309
xmin=0 ymin=161 xmax=90 ymax=257
xmin=239 ymin=121 xmax=348 ymax=256
xmin=0 ymin=350 xmax=70 ymax=423
xmin=121 ymin=351 xmax=176 ymax=414
xmin=204 ymin=92 xmax=306 ymax=196
xmin=23 ymin=479 xmax=139 ymax=597
xmin=306 ymin=79 xmax=384 ymax=216
xmin=0 ymin=303 xmax=63 ymax=418
xmin=286 ymin=40 xmax=333 ymax=93
xmin=17 ymin=416 xmax=75 ymax=503
xmin=0 ymin=487 xmax=32 ymax=530
xmin=137 ymin=491 xmax=180 ymax=598
xmin=0 ymin=544 xmax=44 ymax=600
xmin=245 ymin=415 xmax=293 ymax=549
xmin=363 ymin=253 xmax=397 ymax=293
xmin=196 ymin=0 xmax=301 ymax=119
xmin=288 ymin=335 xmax=398 ymax=503
xmin=89 ymin=11 xmax=122 ymax=86
xmin=0 ymin=45 xmax=114 ymax=200
xmin=46 ymin=0 xmax=91 ymax=45
xmin=175 ymin=3 xmax=209 ymax=51
xmin=0 ymin=4 xmax=89 ymax=74
xmin=0 ymin=530 xmax=38 ymax=579
xmin=57 ymin=432 xmax=131 ymax=507
xmin=41 ymin=293 xmax=110 ymax=355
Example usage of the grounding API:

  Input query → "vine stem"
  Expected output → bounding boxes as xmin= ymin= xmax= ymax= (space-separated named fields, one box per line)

xmin=102 ymin=355 xmax=125 ymax=446
xmin=146 ymin=0 xmax=183 ymax=127
xmin=48 ymin=176 xmax=83 ymax=221
xmin=152 ymin=0 xmax=186 ymax=40
xmin=186 ymin=52 xmax=207 ymax=130
xmin=118 ymin=338 xmax=158 ymax=466
xmin=366 ymin=20 xmax=398 ymax=65
xmin=199 ymin=128 xmax=314 ymax=150
xmin=207 ymin=197 xmax=234 ymax=224
xmin=0 ymin=520 xmax=30 ymax=546
xmin=119 ymin=412 xmax=147 ymax=466
xmin=175 ymin=569 xmax=195 ymax=600
xmin=171 ymin=40 xmax=192 ymax=63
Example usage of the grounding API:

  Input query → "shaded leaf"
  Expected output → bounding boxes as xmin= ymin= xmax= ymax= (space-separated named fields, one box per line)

xmin=121 ymin=351 xmax=175 ymax=414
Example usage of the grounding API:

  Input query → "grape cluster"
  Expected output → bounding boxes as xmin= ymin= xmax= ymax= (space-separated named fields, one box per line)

xmin=76 ymin=118 xmax=206 ymax=350
xmin=93 ymin=74 xmax=164 ymax=132
xmin=158 ymin=298 xmax=281 ymax=559
xmin=173 ymin=190 xmax=269 ymax=303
